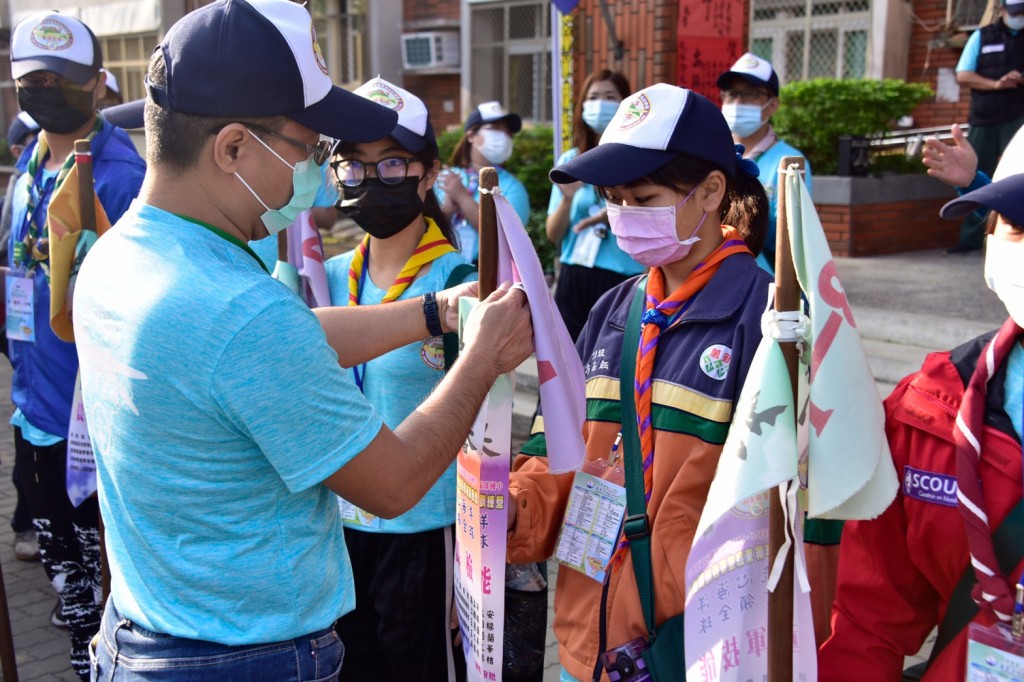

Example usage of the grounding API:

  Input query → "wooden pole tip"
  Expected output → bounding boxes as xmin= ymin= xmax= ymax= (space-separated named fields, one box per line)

xmin=480 ymin=167 xmax=499 ymax=190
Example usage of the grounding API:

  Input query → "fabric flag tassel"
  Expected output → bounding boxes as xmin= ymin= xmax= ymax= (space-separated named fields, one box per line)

xmin=783 ymin=166 xmax=898 ymax=520
xmin=492 ymin=193 xmax=585 ymax=473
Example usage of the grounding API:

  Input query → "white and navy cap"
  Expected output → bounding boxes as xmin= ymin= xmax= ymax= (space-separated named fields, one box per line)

xmin=11 ymin=11 xmax=102 ymax=85
xmin=550 ymin=84 xmax=737 ymax=187
xmin=101 ymin=68 xmax=120 ymax=95
xmin=716 ymin=52 xmax=780 ymax=97
xmin=7 ymin=112 xmax=39 ymax=149
xmin=941 ymin=173 xmax=1024 ymax=226
xmin=103 ymin=0 xmax=396 ymax=142
xmin=353 ymin=77 xmax=437 ymax=154
xmin=1005 ymin=0 xmax=1024 ymax=16
xmin=464 ymin=101 xmax=522 ymax=134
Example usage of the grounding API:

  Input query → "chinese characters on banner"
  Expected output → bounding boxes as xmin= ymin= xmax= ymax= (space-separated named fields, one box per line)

xmin=66 ymin=373 xmax=97 ymax=508
xmin=454 ymin=298 xmax=512 ymax=682
xmin=676 ymin=0 xmax=745 ymax=103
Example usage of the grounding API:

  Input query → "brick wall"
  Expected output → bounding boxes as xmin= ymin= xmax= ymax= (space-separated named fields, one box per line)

xmin=818 ymin=197 xmax=960 ymax=257
xmin=401 ymin=0 xmax=462 ymax=133
xmin=571 ymin=0 xmax=678 ymax=91
xmin=906 ymin=0 xmax=972 ymax=129
xmin=404 ymin=0 xmax=459 ymax=23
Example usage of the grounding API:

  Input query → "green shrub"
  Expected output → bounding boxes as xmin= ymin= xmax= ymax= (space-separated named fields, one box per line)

xmin=436 ymin=125 xmax=558 ymax=272
xmin=772 ymin=79 xmax=933 ymax=175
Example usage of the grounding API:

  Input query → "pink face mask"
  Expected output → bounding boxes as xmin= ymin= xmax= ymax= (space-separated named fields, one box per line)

xmin=606 ymin=184 xmax=708 ymax=268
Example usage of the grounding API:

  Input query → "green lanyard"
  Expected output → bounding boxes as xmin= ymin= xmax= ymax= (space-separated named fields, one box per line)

xmin=172 ymin=214 xmax=269 ymax=274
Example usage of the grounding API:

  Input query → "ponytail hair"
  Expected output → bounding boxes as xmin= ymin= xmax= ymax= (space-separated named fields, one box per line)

xmin=637 ymin=153 xmax=769 ymax=255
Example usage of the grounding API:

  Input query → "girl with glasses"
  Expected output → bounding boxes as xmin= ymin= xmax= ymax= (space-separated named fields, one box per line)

xmin=323 ymin=77 xmax=474 ymax=682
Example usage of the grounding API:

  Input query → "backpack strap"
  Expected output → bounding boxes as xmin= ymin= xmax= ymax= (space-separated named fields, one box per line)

xmin=442 ymin=263 xmax=478 ymax=372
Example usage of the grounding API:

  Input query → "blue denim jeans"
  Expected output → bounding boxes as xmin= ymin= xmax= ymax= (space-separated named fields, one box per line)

xmin=90 ymin=601 xmax=343 ymax=681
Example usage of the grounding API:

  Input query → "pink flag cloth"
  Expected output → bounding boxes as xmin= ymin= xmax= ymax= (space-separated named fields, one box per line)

xmin=285 ymin=210 xmax=331 ymax=308
xmin=492 ymin=193 xmax=585 ymax=473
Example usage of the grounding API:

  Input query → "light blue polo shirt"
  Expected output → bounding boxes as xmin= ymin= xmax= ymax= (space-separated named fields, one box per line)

xmin=547 ymin=147 xmax=645 ymax=277
xmin=75 ymin=202 xmax=383 ymax=645
xmin=324 ymin=249 xmax=476 ymax=533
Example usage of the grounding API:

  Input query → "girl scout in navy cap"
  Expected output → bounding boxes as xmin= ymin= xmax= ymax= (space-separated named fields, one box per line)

xmin=324 ymin=77 xmax=475 ymax=682
xmin=506 ymin=83 xmax=772 ymax=681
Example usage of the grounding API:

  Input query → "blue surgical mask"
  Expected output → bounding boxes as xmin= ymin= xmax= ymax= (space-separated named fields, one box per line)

xmin=235 ymin=129 xmax=322 ymax=235
xmin=722 ymin=102 xmax=770 ymax=139
xmin=1006 ymin=14 xmax=1024 ymax=30
xmin=582 ymin=100 xmax=619 ymax=134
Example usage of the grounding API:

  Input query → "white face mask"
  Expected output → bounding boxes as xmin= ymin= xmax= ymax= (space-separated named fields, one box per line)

xmin=984 ymin=234 xmax=1024 ymax=326
xmin=474 ymin=129 xmax=513 ymax=165
xmin=1006 ymin=13 xmax=1024 ymax=30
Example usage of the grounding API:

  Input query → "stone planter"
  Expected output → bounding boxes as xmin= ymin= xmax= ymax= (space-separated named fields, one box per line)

xmin=812 ymin=174 xmax=959 ymax=257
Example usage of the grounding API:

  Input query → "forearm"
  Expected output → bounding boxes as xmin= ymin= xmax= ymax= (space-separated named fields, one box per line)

xmin=325 ymin=344 xmax=500 ymax=518
xmin=957 ymin=70 xmax=1002 ymax=91
xmin=457 ymin=193 xmax=481 ymax=230
xmin=314 ymin=297 xmax=436 ymax=367
xmin=546 ymin=201 xmax=571 ymax=244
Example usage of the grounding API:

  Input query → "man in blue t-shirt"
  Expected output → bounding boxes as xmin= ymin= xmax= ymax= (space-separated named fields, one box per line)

xmin=81 ymin=2 xmax=532 ymax=680
xmin=6 ymin=11 xmax=145 ymax=679
xmin=948 ymin=0 xmax=1024 ymax=252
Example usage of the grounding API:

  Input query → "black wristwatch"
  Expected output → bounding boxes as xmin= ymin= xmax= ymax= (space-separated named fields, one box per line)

xmin=423 ymin=292 xmax=444 ymax=337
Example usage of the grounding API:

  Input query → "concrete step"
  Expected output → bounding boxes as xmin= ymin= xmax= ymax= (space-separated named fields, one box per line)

xmin=852 ymin=306 xmax=995 ymax=352
xmin=862 ymin=338 xmax=930 ymax=388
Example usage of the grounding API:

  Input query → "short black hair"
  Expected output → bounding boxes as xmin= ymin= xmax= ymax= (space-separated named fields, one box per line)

xmin=143 ymin=51 xmax=285 ymax=171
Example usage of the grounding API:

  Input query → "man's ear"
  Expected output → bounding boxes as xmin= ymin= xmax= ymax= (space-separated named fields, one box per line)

xmin=764 ymin=97 xmax=780 ymax=121
xmin=211 ymin=123 xmax=250 ymax=174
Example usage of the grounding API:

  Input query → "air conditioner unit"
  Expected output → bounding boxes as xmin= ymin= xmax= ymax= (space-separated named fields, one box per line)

xmin=402 ymin=32 xmax=460 ymax=71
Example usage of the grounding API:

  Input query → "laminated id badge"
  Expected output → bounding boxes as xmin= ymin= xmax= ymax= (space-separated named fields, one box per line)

xmin=338 ymin=498 xmax=381 ymax=530
xmin=966 ymin=621 xmax=1024 ymax=681
xmin=554 ymin=448 xmax=627 ymax=583
xmin=6 ymin=271 xmax=35 ymax=342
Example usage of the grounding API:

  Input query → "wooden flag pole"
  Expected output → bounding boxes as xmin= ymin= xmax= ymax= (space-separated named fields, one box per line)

xmin=478 ymin=168 xmax=499 ymax=300
xmin=768 ymin=155 xmax=805 ymax=681
xmin=277 ymin=230 xmax=288 ymax=264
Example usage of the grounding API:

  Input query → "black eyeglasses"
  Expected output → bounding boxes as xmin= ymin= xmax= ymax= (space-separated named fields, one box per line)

xmin=210 ymin=123 xmax=334 ymax=166
xmin=330 ymin=157 xmax=419 ymax=187
xmin=720 ymin=89 xmax=772 ymax=105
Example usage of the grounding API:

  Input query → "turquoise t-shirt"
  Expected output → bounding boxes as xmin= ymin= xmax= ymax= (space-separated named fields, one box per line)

xmin=324 ymin=248 xmax=476 ymax=533
xmin=434 ymin=166 xmax=531 ymax=262
xmin=754 ymin=138 xmax=814 ymax=274
xmin=547 ymin=147 xmax=645 ymax=277
xmin=250 ymin=163 xmax=341 ymax=269
xmin=74 ymin=202 xmax=383 ymax=645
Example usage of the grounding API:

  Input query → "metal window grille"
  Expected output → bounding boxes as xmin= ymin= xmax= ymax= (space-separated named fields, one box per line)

xmin=752 ymin=0 xmax=870 ymax=84
xmin=470 ymin=0 xmax=552 ymax=123
xmin=100 ymin=33 xmax=160 ymax=102
xmin=953 ymin=0 xmax=992 ymax=29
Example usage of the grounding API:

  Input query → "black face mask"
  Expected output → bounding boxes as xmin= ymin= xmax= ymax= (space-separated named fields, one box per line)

xmin=338 ymin=176 xmax=425 ymax=240
xmin=17 ymin=86 xmax=95 ymax=135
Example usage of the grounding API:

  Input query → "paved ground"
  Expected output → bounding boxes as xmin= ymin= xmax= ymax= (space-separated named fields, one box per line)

xmin=0 ymin=245 xmax=1001 ymax=681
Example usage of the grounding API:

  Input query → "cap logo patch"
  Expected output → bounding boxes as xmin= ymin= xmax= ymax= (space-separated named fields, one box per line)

xmin=311 ymin=24 xmax=329 ymax=75
xmin=30 ymin=18 xmax=74 ymax=52
xmin=739 ymin=55 xmax=760 ymax=69
xmin=366 ymin=82 xmax=404 ymax=112
xmin=619 ymin=93 xmax=651 ymax=130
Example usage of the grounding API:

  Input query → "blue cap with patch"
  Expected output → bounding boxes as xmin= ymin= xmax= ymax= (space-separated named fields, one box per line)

xmin=550 ymin=83 xmax=737 ymax=187
xmin=940 ymin=173 xmax=1024 ymax=226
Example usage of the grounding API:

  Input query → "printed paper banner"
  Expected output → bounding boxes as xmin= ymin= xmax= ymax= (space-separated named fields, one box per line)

xmin=455 ymin=297 xmax=512 ymax=682
xmin=66 ymin=372 xmax=97 ymax=508
xmin=492 ymin=194 xmax=585 ymax=473
xmin=685 ymin=337 xmax=816 ymax=681
xmin=784 ymin=168 xmax=898 ymax=519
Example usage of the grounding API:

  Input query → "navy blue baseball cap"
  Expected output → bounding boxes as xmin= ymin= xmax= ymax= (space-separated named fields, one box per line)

xmin=716 ymin=53 xmax=781 ymax=97
xmin=103 ymin=0 xmax=397 ymax=143
xmin=352 ymin=77 xmax=438 ymax=154
xmin=550 ymin=84 xmax=738 ymax=187
xmin=464 ymin=101 xmax=522 ymax=134
xmin=940 ymin=173 xmax=1024 ymax=226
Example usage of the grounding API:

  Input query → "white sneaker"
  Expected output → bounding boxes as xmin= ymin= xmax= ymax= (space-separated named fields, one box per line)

xmin=13 ymin=530 xmax=40 ymax=562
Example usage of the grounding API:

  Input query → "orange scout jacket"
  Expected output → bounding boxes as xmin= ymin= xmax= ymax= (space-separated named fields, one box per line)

xmin=508 ymin=256 xmax=770 ymax=681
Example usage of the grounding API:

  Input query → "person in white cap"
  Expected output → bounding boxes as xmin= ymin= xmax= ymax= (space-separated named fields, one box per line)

xmin=947 ymin=0 xmax=1024 ymax=253
xmin=98 ymin=68 xmax=123 ymax=109
xmin=437 ymin=101 xmax=531 ymax=263
xmin=77 ymin=1 xmax=531 ymax=679
xmin=716 ymin=52 xmax=812 ymax=274
xmin=506 ymin=83 xmax=772 ymax=682
xmin=6 ymin=9 xmax=145 ymax=679
xmin=323 ymin=76 xmax=474 ymax=681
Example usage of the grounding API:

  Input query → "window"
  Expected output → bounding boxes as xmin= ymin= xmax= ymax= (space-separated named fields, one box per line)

xmin=308 ymin=0 xmax=368 ymax=89
xmin=751 ymin=0 xmax=869 ymax=85
xmin=101 ymin=33 xmax=159 ymax=103
xmin=469 ymin=0 xmax=552 ymax=123
xmin=953 ymin=0 xmax=989 ymax=29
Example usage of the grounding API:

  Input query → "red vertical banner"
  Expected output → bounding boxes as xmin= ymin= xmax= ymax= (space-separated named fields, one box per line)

xmin=676 ymin=0 xmax=748 ymax=104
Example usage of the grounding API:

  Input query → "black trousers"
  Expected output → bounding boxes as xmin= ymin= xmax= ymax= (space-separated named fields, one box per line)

xmin=13 ymin=427 xmax=100 ymax=681
xmin=554 ymin=264 xmax=633 ymax=343
xmin=336 ymin=525 xmax=465 ymax=682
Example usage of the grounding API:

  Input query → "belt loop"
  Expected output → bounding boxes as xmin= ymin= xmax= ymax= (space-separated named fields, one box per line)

xmin=108 ymin=618 xmax=131 ymax=682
